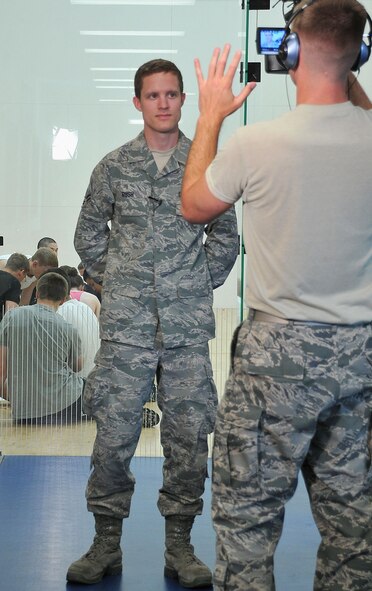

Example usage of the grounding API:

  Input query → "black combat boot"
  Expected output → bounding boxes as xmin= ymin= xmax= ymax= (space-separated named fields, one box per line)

xmin=164 ymin=515 xmax=212 ymax=588
xmin=66 ymin=514 xmax=123 ymax=584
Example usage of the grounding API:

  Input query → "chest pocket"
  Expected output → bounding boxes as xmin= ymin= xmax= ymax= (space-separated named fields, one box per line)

xmin=112 ymin=186 xmax=150 ymax=249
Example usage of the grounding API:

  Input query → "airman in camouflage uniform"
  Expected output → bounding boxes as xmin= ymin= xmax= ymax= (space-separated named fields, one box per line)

xmin=213 ymin=319 xmax=372 ymax=591
xmin=180 ymin=1 xmax=372 ymax=589
xmin=66 ymin=58 xmax=239 ymax=587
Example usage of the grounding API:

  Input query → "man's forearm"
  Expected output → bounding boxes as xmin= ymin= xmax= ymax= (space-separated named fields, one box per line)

xmin=181 ymin=115 xmax=233 ymax=223
xmin=182 ymin=115 xmax=222 ymax=196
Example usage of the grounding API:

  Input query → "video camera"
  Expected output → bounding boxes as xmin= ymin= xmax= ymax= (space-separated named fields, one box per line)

xmin=255 ymin=0 xmax=302 ymax=73
xmin=256 ymin=27 xmax=287 ymax=73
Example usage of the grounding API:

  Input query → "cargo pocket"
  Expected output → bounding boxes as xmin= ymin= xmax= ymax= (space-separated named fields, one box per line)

xmin=245 ymin=355 xmax=306 ymax=382
xmin=213 ymin=403 xmax=263 ymax=490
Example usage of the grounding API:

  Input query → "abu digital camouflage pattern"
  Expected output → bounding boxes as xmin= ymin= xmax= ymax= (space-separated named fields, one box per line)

xmin=74 ymin=130 xmax=239 ymax=349
xmin=74 ymin=129 xmax=235 ymax=522
xmin=84 ymin=338 xmax=217 ymax=518
xmin=212 ymin=319 xmax=372 ymax=591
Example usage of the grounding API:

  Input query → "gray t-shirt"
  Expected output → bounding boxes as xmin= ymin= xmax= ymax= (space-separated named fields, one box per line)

xmin=206 ymin=102 xmax=372 ymax=324
xmin=0 ymin=303 xmax=83 ymax=419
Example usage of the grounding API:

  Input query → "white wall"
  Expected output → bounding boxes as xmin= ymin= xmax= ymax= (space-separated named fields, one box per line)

xmin=1 ymin=0 xmax=372 ymax=309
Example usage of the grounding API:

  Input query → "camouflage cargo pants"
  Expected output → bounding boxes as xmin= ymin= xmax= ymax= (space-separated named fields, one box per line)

xmin=212 ymin=319 xmax=372 ymax=591
xmin=83 ymin=338 xmax=217 ymax=519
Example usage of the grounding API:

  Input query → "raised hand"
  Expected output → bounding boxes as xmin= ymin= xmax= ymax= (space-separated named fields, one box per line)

xmin=194 ymin=44 xmax=256 ymax=123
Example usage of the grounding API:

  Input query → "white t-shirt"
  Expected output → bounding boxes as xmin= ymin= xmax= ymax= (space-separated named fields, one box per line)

xmin=206 ymin=102 xmax=372 ymax=324
xmin=58 ymin=299 xmax=100 ymax=378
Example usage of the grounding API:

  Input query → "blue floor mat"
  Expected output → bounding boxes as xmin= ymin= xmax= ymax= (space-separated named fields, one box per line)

xmin=0 ymin=455 xmax=319 ymax=591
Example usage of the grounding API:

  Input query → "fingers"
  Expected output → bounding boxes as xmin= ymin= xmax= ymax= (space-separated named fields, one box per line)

xmin=214 ymin=44 xmax=231 ymax=77
xmin=226 ymin=49 xmax=243 ymax=82
xmin=206 ymin=44 xmax=242 ymax=83
xmin=193 ymin=43 xmax=255 ymax=112
xmin=235 ymin=81 xmax=257 ymax=108
xmin=207 ymin=47 xmax=221 ymax=79
xmin=194 ymin=58 xmax=204 ymax=87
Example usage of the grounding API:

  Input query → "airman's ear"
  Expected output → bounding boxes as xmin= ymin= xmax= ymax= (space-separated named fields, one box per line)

xmin=133 ymin=96 xmax=143 ymax=112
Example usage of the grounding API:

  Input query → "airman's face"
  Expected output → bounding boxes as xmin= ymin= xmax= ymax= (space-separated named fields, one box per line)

xmin=133 ymin=72 xmax=185 ymax=136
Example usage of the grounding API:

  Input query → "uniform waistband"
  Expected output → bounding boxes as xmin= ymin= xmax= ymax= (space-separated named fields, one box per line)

xmin=249 ymin=309 xmax=334 ymax=327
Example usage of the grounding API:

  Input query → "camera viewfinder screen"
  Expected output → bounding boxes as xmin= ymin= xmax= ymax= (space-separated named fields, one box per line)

xmin=256 ymin=27 xmax=286 ymax=55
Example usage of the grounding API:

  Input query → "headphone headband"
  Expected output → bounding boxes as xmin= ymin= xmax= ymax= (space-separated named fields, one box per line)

xmin=285 ymin=0 xmax=316 ymax=30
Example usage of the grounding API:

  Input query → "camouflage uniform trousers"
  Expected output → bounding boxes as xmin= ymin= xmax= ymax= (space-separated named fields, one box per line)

xmin=212 ymin=318 xmax=372 ymax=591
xmin=83 ymin=338 xmax=217 ymax=519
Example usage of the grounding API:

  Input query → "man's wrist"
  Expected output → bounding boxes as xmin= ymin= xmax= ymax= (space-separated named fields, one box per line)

xmin=197 ymin=112 xmax=224 ymax=131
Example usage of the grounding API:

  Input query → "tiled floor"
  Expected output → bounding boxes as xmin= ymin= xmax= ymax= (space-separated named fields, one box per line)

xmin=0 ymin=400 xmax=164 ymax=457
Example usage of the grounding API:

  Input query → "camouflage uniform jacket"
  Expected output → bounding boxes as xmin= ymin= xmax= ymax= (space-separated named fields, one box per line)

xmin=74 ymin=131 xmax=239 ymax=349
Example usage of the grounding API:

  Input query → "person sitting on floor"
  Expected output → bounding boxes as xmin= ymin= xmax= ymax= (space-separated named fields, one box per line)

xmin=0 ymin=253 xmax=30 ymax=321
xmin=37 ymin=236 xmax=58 ymax=255
xmin=0 ymin=272 xmax=84 ymax=424
xmin=20 ymin=247 xmax=59 ymax=306
xmin=83 ymin=269 xmax=102 ymax=302
xmin=61 ymin=265 xmax=101 ymax=318
xmin=77 ymin=262 xmax=101 ymax=301
xmin=57 ymin=271 xmax=101 ymax=379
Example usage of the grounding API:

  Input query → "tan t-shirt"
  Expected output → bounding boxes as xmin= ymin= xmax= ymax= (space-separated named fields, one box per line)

xmin=206 ymin=102 xmax=372 ymax=324
xmin=151 ymin=146 xmax=176 ymax=171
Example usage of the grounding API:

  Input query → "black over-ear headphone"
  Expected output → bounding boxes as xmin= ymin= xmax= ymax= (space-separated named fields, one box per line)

xmin=278 ymin=0 xmax=372 ymax=71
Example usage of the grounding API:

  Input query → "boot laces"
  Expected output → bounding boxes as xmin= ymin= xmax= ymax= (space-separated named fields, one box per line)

xmin=182 ymin=547 xmax=203 ymax=568
xmin=85 ymin=535 xmax=116 ymax=561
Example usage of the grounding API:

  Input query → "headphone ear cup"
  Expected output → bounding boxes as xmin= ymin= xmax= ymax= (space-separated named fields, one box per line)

xmin=278 ymin=32 xmax=300 ymax=70
xmin=351 ymin=41 xmax=371 ymax=71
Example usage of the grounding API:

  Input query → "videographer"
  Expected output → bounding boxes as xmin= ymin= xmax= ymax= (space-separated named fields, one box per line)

xmin=181 ymin=0 xmax=372 ymax=589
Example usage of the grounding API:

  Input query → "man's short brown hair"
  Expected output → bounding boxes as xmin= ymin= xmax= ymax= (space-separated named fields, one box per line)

xmin=6 ymin=253 xmax=30 ymax=274
xmin=293 ymin=0 xmax=367 ymax=50
xmin=36 ymin=272 xmax=68 ymax=302
xmin=134 ymin=59 xmax=183 ymax=98
xmin=31 ymin=247 xmax=58 ymax=268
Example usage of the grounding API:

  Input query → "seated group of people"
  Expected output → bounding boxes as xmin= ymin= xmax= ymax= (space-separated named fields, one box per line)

xmin=0 ymin=239 xmax=159 ymax=427
xmin=0 ymin=238 xmax=101 ymax=424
